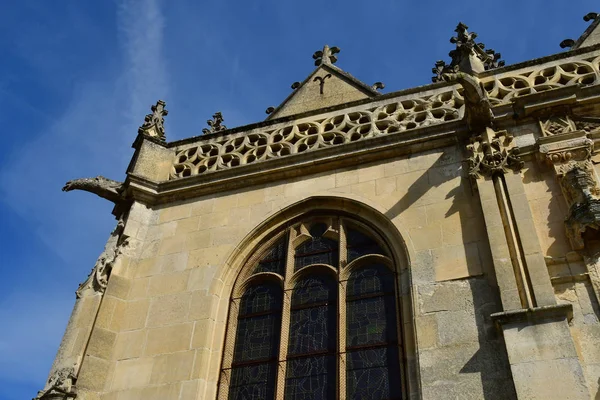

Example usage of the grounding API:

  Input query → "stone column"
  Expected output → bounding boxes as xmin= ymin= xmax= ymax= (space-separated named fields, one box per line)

xmin=34 ymin=221 xmax=128 ymax=400
xmin=467 ymin=127 xmax=589 ymax=399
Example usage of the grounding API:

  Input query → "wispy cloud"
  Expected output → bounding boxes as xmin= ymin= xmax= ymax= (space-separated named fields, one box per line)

xmin=0 ymin=0 xmax=169 ymax=392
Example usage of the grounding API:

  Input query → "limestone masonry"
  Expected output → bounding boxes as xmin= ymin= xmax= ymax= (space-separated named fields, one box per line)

xmin=36 ymin=13 xmax=600 ymax=400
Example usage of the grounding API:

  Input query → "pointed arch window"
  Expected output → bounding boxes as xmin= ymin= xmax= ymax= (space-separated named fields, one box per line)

xmin=220 ymin=217 xmax=405 ymax=400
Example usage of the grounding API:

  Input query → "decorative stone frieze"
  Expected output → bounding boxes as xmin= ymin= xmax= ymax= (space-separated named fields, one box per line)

xmin=466 ymin=128 xmax=524 ymax=179
xmin=33 ymin=366 xmax=77 ymax=400
xmin=481 ymin=54 xmax=600 ymax=105
xmin=138 ymin=100 xmax=168 ymax=143
xmin=171 ymin=90 xmax=463 ymax=178
xmin=539 ymin=114 xmax=600 ymax=136
xmin=538 ymin=132 xmax=599 ymax=249
xmin=76 ymin=219 xmax=129 ymax=298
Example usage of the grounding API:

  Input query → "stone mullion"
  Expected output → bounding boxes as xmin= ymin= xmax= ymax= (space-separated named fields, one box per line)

xmin=274 ymin=226 xmax=296 ymax=400
xmin=338 ymin=219 xmax=347 ymax=400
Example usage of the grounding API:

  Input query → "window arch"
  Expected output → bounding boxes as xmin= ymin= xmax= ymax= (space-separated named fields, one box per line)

xmin=220 ymin=216 xmax=405 ymax=400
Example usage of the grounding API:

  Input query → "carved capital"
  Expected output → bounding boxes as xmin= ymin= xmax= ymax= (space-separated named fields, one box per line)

xmin=34 ymin=366 xmax=77 ymax=400
xmin=466 ymin=128 xmax=523 ymax=179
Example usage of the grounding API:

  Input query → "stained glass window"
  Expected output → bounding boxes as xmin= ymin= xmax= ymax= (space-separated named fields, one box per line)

xmin=346 ymin=264 xmax=402 ymax=399
xmin=253 ymin=235 xmax=288 ymax=276
xmin=230 ymin=283 xmax=282 ymax=400
xmin=224 ymin=219 xmax=405 ymax=400
xmin=285 ymin=275 xmax=337 ymax=399
xmin=295 ymin=223 xmax=339 ymax=270
xmin=347 ymin=228 xmax=386 ymax=262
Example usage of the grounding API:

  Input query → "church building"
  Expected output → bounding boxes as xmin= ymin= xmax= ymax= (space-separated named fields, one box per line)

xmin=35 ymin=13 xmax=600 ymax=400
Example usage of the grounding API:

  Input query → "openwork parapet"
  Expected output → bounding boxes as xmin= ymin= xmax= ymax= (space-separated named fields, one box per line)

xmin=170 ymin=53 xmax=600 ymax=180
xmin=171 ymin=90 xmax=464 ymax=179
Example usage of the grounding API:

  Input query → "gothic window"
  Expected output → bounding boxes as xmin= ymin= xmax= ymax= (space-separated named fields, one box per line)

xmin=220 ymin=217 xmax=404 ymax=400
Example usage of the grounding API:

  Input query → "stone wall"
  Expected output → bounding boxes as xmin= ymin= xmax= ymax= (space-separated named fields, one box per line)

xmin=71 ymin=145 xmax=520 ymax=399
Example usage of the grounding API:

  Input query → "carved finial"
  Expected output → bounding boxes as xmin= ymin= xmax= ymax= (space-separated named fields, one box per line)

xmin=291 ymin=82 xmax=300 ymax=90
xmin=312 ymin=45 xmax=340 ymax=66
xmin=265 ymin=107 xmax=275 ymax=114
xmin=138 ymin=100 xmax=168 ymax=143
xmin=202 ymin=112 xmax=227 ymax=135
xmin=34 ymin=365 xmax=77 ymax=400
xmin=371 ymin=82 xmax=385 ymax=91
xmin=433 ymin=22 xmax=503 ymax=81
xmin=584 ymin=12 xmax=598 ymax=22
xmin=560 ymin=39 xmax=576 ymax=49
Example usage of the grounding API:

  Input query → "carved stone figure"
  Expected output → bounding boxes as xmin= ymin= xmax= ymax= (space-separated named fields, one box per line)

xmin=76 ymin=219 xmax=128 ymax=298
xmin=312 ymin=45 xmax=340 ymax=66
xmin=62 ymin=176 xmax=126 ymax=205
xmin=138 ymin=100 xmax=168 ymax=143
xmin=443 ymin=72 xmax=493 ymax=132
xmin=202 ymin=112 xmax=227 ymax=135
xmin=33 ymin=366 xmax=77 ymax=400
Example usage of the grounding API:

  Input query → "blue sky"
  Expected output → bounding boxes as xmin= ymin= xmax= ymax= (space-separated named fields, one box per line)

xmin=0 ymin=1 xmax=596 ymax=398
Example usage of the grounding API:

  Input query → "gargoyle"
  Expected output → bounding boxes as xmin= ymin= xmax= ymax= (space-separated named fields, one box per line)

xmin=62 ymin=176 xmax=126 ymax=205
xmin=443 ymin=72 xmax=493 ymax=132
xmin=33 ymin=365 xmax=77 ymax=400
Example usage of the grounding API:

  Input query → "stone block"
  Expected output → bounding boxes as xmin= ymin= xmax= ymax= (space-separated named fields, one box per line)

xmin=158 ymin=235 xmax=186 ymax=256
xmin=383 ymin=157 xmax=409 ymax=177
xmin=510 ymin=357 xmax=589 ymax=399
xmin=190 ymin=291 xmax=218 ymax=320
xmin=375 ymin=176 xmax=397 ymax=195
xmin=114 ymin=330 xmax=146 ymax=360
xmin=111 ymin=357 xmax=154 ymax=390
xmin=409 ymin=224 xmax=442 ymax=252
xmin=148 ymin=271 xmax=190 ymax=297
xmin=188 ymin=264 xmax=218 ymax=292
xmin=104 ymin=275 xmax=131 ymax=300
xmin=415 ymin=315 xmax=437 ymax=349
xmin=358 ymin=163 xmax=385 ymax=183
xmin=77 ymin=356 xmax=111 ymax=391
xmin=114 ymin=299 xmax=150 ymax=331
xmin=180 ymin=380 xmax=199 ymax=400
xmin=151 ymin=350 xmax=195 ymax=384
xmin=129 ymin=277 xmax=149 ymax=300
xmin=176 ymin=216 xmax=201 ymax=235
xmin=139 ymin=383 xmax=182 ymax=400
xmin=145 ymin=322 xmax=193 ymax=356
xmin=436 ymin=310 xmax=479 ymax=346
xmin=433 ymin=242 xmax=482 ymax=281
xmin=202 ymin=211 xmax=230 ymax=229
xmin=133 ymin=258 xmax=160 ymax=278
xmin=146 ymin=292 xmax=191 ymax=327
xmin=87 ymin=327 xmax=117 ymax=360
xmin=212 ymin=193 xmax=238 ymax=212
xmin=156 ymin=252 xmax=189 ymax=274
xmin=210 ymin=225 xmax=241 ymax=246
xmin=502 ymin=319 xmax=578 ymax=364
xmin=237 ymin=188 xmax=265 ymax=207
xmin=159 ymin=204 xmax=192 ymax=223
xmin=419 ymin=281 xmax=473 ymax=314
xmin=187 ymin=245 xmax=234 ymax=270
xmin=191 ymin=198 xmax=215 ymax=216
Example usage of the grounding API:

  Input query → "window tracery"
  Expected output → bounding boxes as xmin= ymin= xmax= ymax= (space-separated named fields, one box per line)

xmin=220 ymin=217 xmax=405 ymax=400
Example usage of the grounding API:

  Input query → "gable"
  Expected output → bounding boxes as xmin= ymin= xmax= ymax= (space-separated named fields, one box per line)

xmin=268 ymin=64 xmax=378 ymax=119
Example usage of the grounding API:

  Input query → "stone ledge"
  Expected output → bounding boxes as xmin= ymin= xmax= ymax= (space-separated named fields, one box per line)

xmin=491 ymin=304 xmax=573 ymax=327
